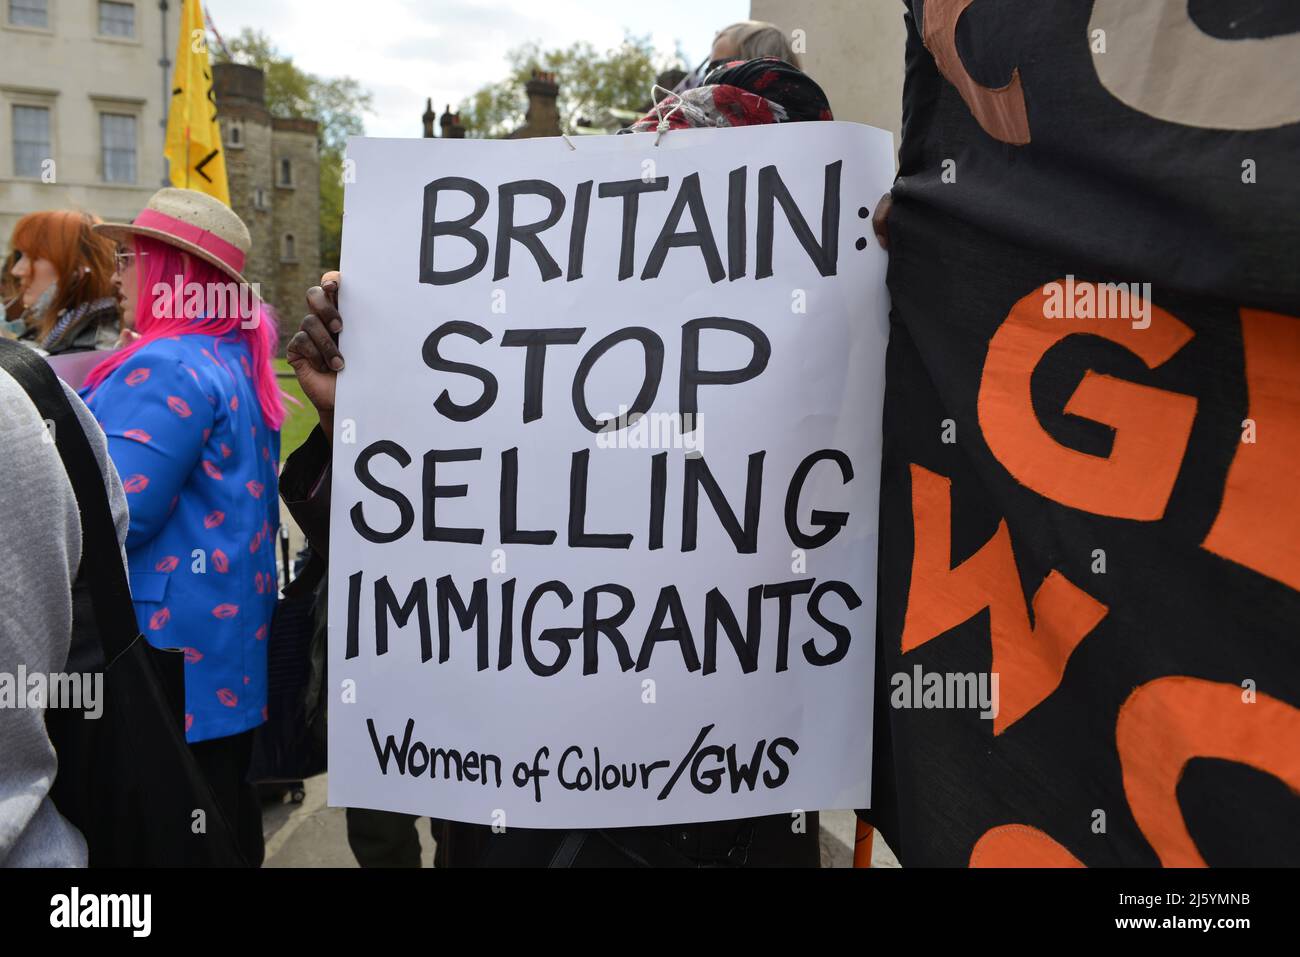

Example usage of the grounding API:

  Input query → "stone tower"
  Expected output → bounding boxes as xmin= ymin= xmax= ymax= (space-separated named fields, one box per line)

xmin=510 ymin=70 xmax=562 ymax=139
xmin=213 ymin=62 xmax=320 ymax=350
xmin=423 ymin=72 xmax=561 ymax=140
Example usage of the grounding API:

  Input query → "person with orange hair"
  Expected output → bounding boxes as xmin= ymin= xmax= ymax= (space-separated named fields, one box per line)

xmin=6 ymin=210 xmax=121 ymax=355
xmin=1 ymin=251 xmax=23 ymax=332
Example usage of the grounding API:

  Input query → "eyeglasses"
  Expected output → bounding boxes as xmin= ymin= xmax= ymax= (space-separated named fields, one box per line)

xmin=114 ymin=249 xmax=146 ymax=272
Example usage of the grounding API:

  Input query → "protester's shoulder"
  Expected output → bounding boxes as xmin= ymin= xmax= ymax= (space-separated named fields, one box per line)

xmin=0 ymin=366 xmax=128 ymax=542
xmin=111 ymin=337 xmax=214 ymax=393
xmin=0 ymin=364 xmax=49 ymax=450
xmin=62 ymin=379 xmax=130 ymax=551
xmin=2 ymin=363 xmax=97 ymax=452
xmin=127 ymin=334 xmax=201 ymax=367
xmin=169 ymin=333 xmax=234 ymax=381
xmin=61 ymin=379 xmax=113 ymax=474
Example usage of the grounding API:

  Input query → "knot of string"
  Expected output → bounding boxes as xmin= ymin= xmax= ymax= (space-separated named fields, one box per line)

xmin=650 ymin=85 xmax=685 ymax=145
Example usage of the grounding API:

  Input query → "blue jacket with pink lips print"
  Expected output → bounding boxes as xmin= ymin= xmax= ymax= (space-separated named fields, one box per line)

xmin=83 ymin=333 xmax=280 ymax=743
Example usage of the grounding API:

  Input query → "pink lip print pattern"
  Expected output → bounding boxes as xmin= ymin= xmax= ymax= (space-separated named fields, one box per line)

xmin=87 ymin=334 xmax=279 ymax=743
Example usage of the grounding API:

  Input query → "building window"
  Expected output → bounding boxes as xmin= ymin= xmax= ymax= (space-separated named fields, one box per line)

xmin=282 ymin=234 xmax=297 ymax=261
xmin=278 ymin=158 xmax=293 ymax=186
xmin=13 ymin=105 xmax=51 ymax=178
xmin=98 ymin=1 xmax=136 ymax=38
xmin=8 ymin=0 xmax=49 ymax=29
xmin=253 ymin=187 xmax=269 ymax=211
xmin=226 ymin=119 xmax=243 ymax=148
xmin=101 ymin=113 xmax=137 ymax=183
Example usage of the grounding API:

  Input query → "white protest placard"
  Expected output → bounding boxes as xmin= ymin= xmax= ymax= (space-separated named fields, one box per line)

xmin=329 ymin=122 xmax=893 ymax=829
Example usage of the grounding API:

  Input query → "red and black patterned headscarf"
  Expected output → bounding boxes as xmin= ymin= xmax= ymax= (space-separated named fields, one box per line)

xmin=625 ymin=57 xmax=833 ymax=133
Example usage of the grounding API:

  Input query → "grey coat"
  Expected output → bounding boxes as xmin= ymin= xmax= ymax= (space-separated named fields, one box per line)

xmin=0 ymin=365 xmax=129 ymax=867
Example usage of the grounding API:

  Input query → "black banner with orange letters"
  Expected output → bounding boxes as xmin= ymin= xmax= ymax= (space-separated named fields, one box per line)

xmin=866 ymin=0 xmax=1300 ymax=866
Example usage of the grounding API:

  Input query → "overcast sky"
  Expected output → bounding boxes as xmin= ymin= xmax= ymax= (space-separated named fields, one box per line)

xmin=206 ymin=0 xmax=751 ymax=138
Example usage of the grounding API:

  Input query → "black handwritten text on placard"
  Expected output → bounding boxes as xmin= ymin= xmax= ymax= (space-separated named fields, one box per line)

xmin=418 ymin=163 xmax=844 ymax=285
xmin=329 ymin=125 xmax=891 ymax=826
xmin=366 ymin=718 xmax=800 ymax=804
xmin=342 ymin=443 xmax=860 ymax=677
xmin=341 ymin=157 xmax=862 ymax=679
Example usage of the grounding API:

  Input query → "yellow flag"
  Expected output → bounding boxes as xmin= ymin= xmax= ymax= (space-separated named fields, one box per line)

xmin=164 ymin=0 xmax=230 ymax=204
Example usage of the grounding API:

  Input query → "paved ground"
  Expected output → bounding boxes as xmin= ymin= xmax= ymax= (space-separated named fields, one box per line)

xmin=262 ymin=774 xmax=899 ymax=868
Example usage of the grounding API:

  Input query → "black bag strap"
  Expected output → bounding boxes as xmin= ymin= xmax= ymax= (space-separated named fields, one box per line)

xmin=0 ymin=340 xmax=141 ymax=662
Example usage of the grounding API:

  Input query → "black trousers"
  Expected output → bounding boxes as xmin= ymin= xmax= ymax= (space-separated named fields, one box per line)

xmin=190 ymin=729 xmax=265 ymax=867
xmin=471 ymin=814 xmax=821 ymax=867
xmin=345 ymin=808 xmax=423 ymax=867
xmin=344 ymin=812 xmax=818 ymax=867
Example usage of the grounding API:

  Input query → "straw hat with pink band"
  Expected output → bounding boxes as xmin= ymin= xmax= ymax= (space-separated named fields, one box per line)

xmin=95 ymin=187 xmax=256 ymax=292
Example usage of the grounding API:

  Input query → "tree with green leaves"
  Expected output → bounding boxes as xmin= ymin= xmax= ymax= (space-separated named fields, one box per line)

xmin=460 ymin=34 xmax=685 ymax=137
xmin=214 ymin=29 xmax=372 ymax=271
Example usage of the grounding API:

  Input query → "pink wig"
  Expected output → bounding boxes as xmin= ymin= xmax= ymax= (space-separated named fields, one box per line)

xmin=85 ymin=235 xmax=285 ymax=430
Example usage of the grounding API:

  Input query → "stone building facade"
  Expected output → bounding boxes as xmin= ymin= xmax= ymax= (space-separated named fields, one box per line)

xmin=749 ymin=0 xmax=905 ymax=156
xmin=0 ymin=0 xmax=179 ymax=248
xmin=508 ymin=71 xmax=561 ymax=139
xmin=213 ymin=62 xmax=320 ymax=347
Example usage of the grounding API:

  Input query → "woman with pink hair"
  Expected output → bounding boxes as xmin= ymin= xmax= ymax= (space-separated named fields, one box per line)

xmin=82 ymin=188 xmax=284 ymax=865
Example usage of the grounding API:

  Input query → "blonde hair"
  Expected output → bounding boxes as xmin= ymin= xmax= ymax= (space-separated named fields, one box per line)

xmin=715 ymin=20 xmax=801 ymax=70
